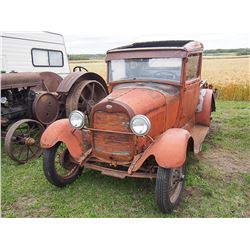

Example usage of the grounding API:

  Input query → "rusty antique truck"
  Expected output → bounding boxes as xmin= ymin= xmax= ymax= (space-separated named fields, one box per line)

xmin=41 ymin=40 xmax=215 ymax=213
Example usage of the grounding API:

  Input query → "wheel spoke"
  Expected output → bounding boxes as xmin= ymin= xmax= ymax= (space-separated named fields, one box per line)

xmin=28 ymin=124 xmax=37 ymax=136
xmin=12 ymin=140 xmax=24 ymax=146
xmin=17 ymin=146 xmax=25 ymax=160
xmin=28 ymin=145 xmax=35 ymax=154
xmin=86 ymin=83 xmax=92 ymax=91
xmin=32 ymin=144 xmax=40 ymax=149
xmin=78 ymin=102 xmax=87 ymax=110
xmin=84 ymin=84 xmax=93 ymax=100
xmin=25 ymin=146 xmax=30 ymax=161
xmin=80 ymin=94 xmax=88 ymax=103
xmin=17 ymin=126 xmax=25 ymax=135
xmin=14 ymin=133 xmax=24 ymax=140
xmin=26 ymin=123 xmax=31 ymax=136
xmin=32 ymin=130 xmax=40 ymax=140
xmin=33 ymin=145 xmax=40 ymax=154
xmin=12 ymin=132 xmax=24 ymax=142
xmin=90 ymin=83 xmax=95 ymax=100
xmin=19 ymin=123 xmax=28 ymax=133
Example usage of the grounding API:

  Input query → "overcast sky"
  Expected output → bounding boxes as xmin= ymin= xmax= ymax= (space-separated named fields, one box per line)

xmin=62 ymin=32 xmax=249 ymax=54
xmin=1 ymin=0 xmax=249 ymax=54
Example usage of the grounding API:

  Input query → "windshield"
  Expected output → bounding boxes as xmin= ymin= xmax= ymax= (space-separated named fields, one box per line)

xmin=109 ymin=58 xmax=182 ymax=83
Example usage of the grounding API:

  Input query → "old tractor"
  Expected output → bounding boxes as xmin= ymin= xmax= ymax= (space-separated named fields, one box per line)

xmin=1 ymin=71 xmax=108 ymax=163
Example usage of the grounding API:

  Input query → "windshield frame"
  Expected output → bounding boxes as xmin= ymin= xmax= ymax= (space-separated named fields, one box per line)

xmin=107 ymin=57 xmax=184 ymax=86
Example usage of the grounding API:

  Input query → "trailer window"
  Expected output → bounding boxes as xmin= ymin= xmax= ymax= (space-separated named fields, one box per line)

xmin=31 ymin=49 xmax=64 ymax=67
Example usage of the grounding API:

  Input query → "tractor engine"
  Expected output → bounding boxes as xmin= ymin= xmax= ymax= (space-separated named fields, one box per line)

xmin=1 ymin=72 xmax=62 ymax=127
xmin=1 ymin=88 xmax=35 ymax=125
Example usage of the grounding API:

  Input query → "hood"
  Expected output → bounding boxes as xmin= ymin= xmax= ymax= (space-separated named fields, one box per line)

xmin=98 ymin=87 xmax=173 ymax=115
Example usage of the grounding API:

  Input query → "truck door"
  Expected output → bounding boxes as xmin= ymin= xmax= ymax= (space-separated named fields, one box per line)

xmin=179 ymin=54 xmax=201 ymax=127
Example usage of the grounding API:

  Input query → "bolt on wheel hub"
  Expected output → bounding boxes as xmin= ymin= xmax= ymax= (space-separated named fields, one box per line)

xmin=25 ymin=137 xmax=35 ymax=145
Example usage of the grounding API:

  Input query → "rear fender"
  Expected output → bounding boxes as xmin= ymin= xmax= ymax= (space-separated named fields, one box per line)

xmin=195 ymin=89 xmax=215 ymax=126
xmin=40 ymin=119 xmax=90 ymax=162
xmin=56 ymin=72 xmax=108 ymax=94
xmin=131 ymin=128 xmax=193 ymax=173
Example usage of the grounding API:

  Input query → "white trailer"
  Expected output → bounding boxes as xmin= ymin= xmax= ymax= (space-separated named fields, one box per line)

xmin=0 ymin=31 xmax=70 ymax=77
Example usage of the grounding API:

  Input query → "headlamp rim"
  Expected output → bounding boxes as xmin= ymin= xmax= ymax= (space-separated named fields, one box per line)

xmin=69 ymin=110 xmax=85 ymax=129
xmin=130 ymin=114 xmax=151 ymax=136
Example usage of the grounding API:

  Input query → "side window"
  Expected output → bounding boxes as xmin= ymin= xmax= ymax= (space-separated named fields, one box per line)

xmin=32 ymin=49 xmax=49 ymax=66
xmin=186 ymin=54 xmax=200 ymax=81
xmin=48 ymin=50 xmax=63 ymax=66
xmin=31 ymin=49 xmax=64 ymax=67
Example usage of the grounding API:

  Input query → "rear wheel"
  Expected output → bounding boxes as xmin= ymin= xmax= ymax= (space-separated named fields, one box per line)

xmin=43 ymin=142 xmax=82 ymax=187
xmin=155 ymin=164 xmax=186 ymax=213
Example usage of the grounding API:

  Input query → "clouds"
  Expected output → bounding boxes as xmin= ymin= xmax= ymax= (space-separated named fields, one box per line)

xmin=1 ymin=0 xmax=249 ymax=53
xmin=63 ymin=32 xmax=250 ymax=54
xmin=57 ymin=0 xmax=249 ymax=53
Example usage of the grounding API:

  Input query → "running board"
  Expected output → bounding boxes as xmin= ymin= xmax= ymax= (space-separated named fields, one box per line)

xmin=190 ymin=125 xmax=210 ymax=154
xmin=84 ymin=163 xmax=156 ymax=179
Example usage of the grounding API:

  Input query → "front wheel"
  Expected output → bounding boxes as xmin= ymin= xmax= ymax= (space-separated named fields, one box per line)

xmin=155 ymin=165 xmax=186 ymax=213
xmin=43 ymin=142 xmax=82 ymax=187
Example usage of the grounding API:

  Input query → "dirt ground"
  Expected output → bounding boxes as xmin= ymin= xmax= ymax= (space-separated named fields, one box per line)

xmin=201 ymin=150 xmax=250 ymax=174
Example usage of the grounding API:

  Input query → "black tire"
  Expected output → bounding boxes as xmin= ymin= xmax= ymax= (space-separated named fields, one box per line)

xmin=43 ymin=142 xmax=82 ymax=187
xmin=155 ymin=165 xmax=186 ymax=213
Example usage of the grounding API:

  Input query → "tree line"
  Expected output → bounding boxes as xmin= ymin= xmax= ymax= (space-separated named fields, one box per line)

xmin=204 ymin=48 xmax=250 ymax=56
xmin=68 ymin=48 xmax=250 ymax=60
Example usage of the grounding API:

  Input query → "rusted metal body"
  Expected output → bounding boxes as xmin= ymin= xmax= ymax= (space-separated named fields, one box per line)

xmin=1 ymin=72 xmax=62 ymax=91
xmin=57 ymin=72 xmax=108 ymax=94
xmin=1 ymin=72 xmax=62 ymax=126
xmin=1 ymin=70 xmax=108 ymax=163
xmin=41 ymin=40 xmax=216 ymax=179
xmin=41 ymin=119 xmax=91 ymax=162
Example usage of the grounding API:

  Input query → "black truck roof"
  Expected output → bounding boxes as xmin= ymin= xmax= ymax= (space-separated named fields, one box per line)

xmin=112 ymin=40 xmax=194 ymax=50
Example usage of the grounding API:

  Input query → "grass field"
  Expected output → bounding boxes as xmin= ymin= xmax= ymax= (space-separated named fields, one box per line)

xmin=70 ymin=56 xmax=250 ymax=101
xmin=1 ymin=101 xmax=250 ymax=218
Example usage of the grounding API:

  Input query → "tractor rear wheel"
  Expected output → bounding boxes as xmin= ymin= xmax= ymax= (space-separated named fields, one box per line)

xmin=65 ymin=79 xmax=107 ymax=119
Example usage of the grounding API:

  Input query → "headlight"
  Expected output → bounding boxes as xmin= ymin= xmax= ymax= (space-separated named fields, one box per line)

xmin=130 ymin=115 xmax=151 ymax=136
xmin=69 ymin=110 xmax=85 ymax=129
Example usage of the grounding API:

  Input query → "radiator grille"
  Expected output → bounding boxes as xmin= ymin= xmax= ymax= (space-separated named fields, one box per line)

xmin=93 ymin=111 xmax=134 ymax=162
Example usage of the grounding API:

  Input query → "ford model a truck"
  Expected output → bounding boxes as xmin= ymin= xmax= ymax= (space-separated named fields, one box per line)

xmin=41 ymin=40 xmax=215 ymax=213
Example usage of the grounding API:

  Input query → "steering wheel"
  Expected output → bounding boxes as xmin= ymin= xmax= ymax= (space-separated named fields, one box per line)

xmin=153 ymin=71 xmax=178 ymax=80
xmin=73 ymin=66 xmax=88 ymax=72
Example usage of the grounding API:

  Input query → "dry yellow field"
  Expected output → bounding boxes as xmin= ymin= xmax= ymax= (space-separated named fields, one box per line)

xmin=70 ymin=56 xmax=250 ymax=101
xmin=70 ymin=60 xmax=107 ymax=79
xmin=202 ymin=57 xmax=250 ymax=101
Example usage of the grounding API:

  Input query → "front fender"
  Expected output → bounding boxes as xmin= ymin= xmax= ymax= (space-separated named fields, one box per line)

xmin=40 ymin=119 xmax=89 ymax=162
xmin=131 ymin=128 xmax=192 ymax=173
